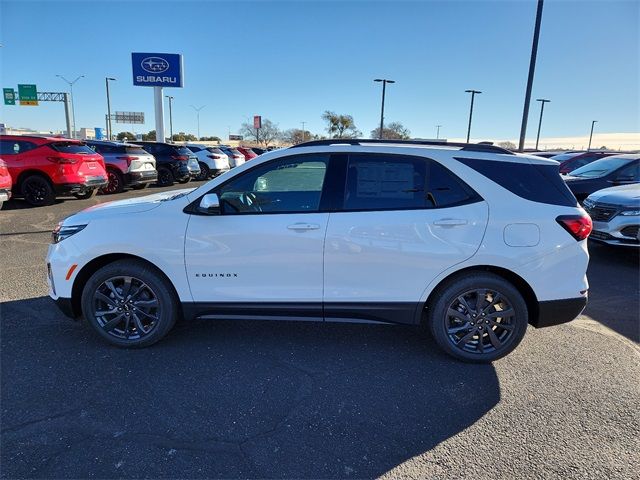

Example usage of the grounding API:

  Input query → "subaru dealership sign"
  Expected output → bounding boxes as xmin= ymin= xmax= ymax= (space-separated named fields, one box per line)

xmin=131 ymin=53 xmax=184 ymax=87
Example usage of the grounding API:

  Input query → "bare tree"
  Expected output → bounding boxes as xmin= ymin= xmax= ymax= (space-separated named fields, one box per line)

xmin=321 ymin=111 xmax=361 ymax=138
xmin=370 ymin=121 xmax=411 ymax=140
xmin=497 ymin=141 xmax=517 ymax=150
xmin=282 ymin=128 xmax=315 ymax=145
xmin=239 ymin=118 xmax=281 ymax=147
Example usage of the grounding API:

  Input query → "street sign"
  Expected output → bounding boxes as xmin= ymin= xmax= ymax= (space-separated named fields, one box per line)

xmin=18 ymin=84 xmax=38 ymax=106
xmin=131 ymin=53 xmax=184 ymax=87
xmin=114 ymin=111 xmax=145 ymax=124
xmin=229 ymin=134 xmax=243 ymax=141
xmin=3 ymin=88 xmax=16 ymax=105
xmin=253 ymin=115 xmax=262 ymax=129
xmin=95 ymin=127 xmax=105 ymax=140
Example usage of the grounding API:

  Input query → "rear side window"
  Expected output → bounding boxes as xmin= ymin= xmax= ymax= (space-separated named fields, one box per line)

xmin=49 ymin=142 xmax=95 ymax=154
xmin=455 ymin=157 xmax=577 ymax=207
xmin=343 ymin=154 xmax=480 ymax=211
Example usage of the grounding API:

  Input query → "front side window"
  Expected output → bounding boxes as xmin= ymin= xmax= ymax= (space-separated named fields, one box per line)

xmin=0 ymin=140 xmax=36 ymax=155
xmin=343 ymin=154 xmax=479 ymax=211
xmin=616 ymin=161 xmax=639 ymax=182
xmin=218 ymin=154 xmax=329 ymax=214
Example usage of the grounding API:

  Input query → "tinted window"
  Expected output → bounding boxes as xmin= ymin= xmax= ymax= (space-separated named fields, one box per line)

xmin=0 ymin=140 xmax=37 ymax=155
xmin=175 ymin=147 xmax=195 ymax=156
xmin=218 ymin=154 xmax=329 ymax=214
xmin=343 ymin=154 xmax=479 ymax=211
xmin=571 ymin=157 xmax=635 ymax=178
xmin=456 ymin=157 xmax=577 ymax=207
xmin=616 ymin=161 xmax=640 ymax=182
xmin=124 ymin=146 xmax=148 ymax=155
xmin=49 ymin=142 xmax=95 ymax=154
xmin=187 ymin=146 xmax=202 ymax=152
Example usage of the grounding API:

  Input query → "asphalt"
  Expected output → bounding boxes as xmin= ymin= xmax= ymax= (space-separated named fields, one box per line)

xmin=1 ymin=185 xmax=639 ymax=479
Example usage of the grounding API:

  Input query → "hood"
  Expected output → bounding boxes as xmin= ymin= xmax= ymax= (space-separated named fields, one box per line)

xmin=62 ymin=188 xmax=194 ymax=224
xmin=586 ymin=184 xmax=640 ymax=207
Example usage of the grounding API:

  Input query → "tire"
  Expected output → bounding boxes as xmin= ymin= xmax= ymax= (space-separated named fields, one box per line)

xmin=196 ymin=162 xmax=210 ymax=181
xmin=81 ymin=259 xmax=178 ymax=348
xmin=131 ymin=184 xmax=149 ymax=190
xmin=73 ymin=189 xmax=97 ymax=200
xmin=156 ymin=167 xmax=174 ymax=187
xmin=20 ymin=175 xmax=55 ymax=206
xmin=426 ymin=272 xmax=528 ymax=363
xmin=101 ymin=168 xmax=125 ymax=194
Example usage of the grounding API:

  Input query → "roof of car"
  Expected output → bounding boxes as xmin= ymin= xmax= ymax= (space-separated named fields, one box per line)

xmin=86 ymin=139 xmax=138 ymax=147
xmin=0 ymin=135 xmax=82 ymax=143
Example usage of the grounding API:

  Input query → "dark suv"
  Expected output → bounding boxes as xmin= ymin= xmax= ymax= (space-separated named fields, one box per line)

xmin=132 ymin=142 xmax=192 ymax=186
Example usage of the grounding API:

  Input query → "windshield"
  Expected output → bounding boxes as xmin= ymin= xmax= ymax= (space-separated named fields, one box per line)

xmin=570 ymin=157 xmax=632 ymax=178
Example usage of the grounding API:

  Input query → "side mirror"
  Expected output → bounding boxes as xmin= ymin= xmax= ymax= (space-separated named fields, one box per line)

xmin=199 ymin=193 xmax=221 ymax=214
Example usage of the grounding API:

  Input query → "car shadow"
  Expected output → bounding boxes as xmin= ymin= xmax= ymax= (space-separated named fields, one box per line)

xmin=585 ymin=241 xmax=640 ymax=342
xmin=1 ymin=296 xmax=500 ymax=479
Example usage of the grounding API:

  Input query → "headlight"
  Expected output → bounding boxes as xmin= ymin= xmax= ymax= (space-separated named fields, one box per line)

xmin=52 ymin=224 xmax=87 ymax=243
xmin=620 ymin=209 xmax=640 ymax=216
xmin=583 ymin=198 xmax=594 ymax=209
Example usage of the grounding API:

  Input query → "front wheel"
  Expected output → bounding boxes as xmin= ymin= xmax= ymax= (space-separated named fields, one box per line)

xmin=81 ymin=259 xmax=178 ymax=347
xmin=426 ymin=272 xmax=528 ymax=363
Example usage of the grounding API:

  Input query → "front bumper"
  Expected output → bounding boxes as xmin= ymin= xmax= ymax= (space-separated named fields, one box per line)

xmin=590 ymin=218 xmax=640 ymax=247
xmin=531 ymin=296 xmax=587 ymax=328
xmin=0 ymin=188 xmax=11 ymax=202
xmin=125 ymin=170 xmax=158 ymax=186
xmin=55 ymin=176 xmax=108 ymax=195
xmin=53 ymin=296 xmax=78 ymax=319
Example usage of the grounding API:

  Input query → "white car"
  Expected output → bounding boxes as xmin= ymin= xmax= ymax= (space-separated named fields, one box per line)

xmin=185 ymin=144 xmax=230 ymax=180
xmin=46 ymin=139 xmax=591 ymax=362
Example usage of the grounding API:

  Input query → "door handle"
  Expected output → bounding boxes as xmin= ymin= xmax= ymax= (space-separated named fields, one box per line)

xmin=433 ymin=218 xmax=468 ymax=226
xmin=287 ymin=223 xmax=321 ymax=231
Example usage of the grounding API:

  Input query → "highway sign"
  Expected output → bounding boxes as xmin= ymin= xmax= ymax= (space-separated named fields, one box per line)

xmin=18 ymin=84 xmax=38 ymax=106
xmin=3 ymin=88 xmax=15 ymax=105
xmin=131 ymin=53 xmax=184 ymax=87
xmin=229 ymin=134 xmax=244 ymax=141
xmin=253 ymin=115 xmax=262 ymax=129
xmin=114 ymin=111 xmax=145 ymax=124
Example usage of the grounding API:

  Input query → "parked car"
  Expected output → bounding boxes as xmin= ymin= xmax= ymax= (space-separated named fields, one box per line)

xmin=218 ymin=146 xmax=245 ymax=168
xmin=85 ymin=140 xmax=158 ymax=194
xmin=0 ymin=135 xmax=107 ymax=206
xmin=536 ymin=150 xmax=581 ymax=159
xmin=0 ymin=158 xmax=12 ymax=209
xmin=250 ymin=147 xmax=266 ymax=156
xmin=47 ymin=139 xmax=590 ymax=363
xmin=131 ymin=142 xmax=192 ymax=186
xmin=583 ymin=184 xmax=640 ymax=247
xmin=185 ymin=144 xmax=231 ymax=180
xmin=236 ymin=147 xmax=258 ymax=161
xmin=554 ymin=151 xmax=618 ymax=175
xmin=563 ymin=154 xmax=640 ymax=201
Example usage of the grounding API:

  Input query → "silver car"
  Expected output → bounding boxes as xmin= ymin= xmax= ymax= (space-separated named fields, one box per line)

xmin=584 ymin=184 xmax=640 ymax=247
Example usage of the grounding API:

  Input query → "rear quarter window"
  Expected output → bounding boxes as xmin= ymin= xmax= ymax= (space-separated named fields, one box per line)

xmin=455 ymin=157 xmax=577 ymax=207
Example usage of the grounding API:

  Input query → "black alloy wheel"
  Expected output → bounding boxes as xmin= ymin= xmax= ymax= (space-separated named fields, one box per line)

xmin=156 ymin=167 xmax=174 ymax=187
xmin=101 ymin=169 xmax=124 ymax=194
xmin=20 ymin=175 xmax=55 ymax=206
xmin=196 ymin=162 xmax=210 ymax=181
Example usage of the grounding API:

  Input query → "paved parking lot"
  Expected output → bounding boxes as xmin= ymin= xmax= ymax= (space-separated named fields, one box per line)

xmin=1 ymin=185 xmax=639 ymax=479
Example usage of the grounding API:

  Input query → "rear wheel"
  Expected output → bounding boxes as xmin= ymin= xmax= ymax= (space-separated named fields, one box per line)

xmin=156 ymin=167 xmax=174 ymax=187
xmin=196 ymin=162 xmax=210 ymax=181
xmin=101 ymin=169 xmax=125 ymax=194
xmin=427 ymin=272 xmax=528 ymax=363
xmin=73 ymin=189 xmax=97 ymax=200
xmin=81 ymin=259 xmax=178 ymax=347
xmin=20 ymin=175 xmax=55 ymax=206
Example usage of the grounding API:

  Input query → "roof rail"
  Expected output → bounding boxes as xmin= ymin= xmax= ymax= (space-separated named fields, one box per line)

xmin=289 ymin=138 xmax=514 ymax=155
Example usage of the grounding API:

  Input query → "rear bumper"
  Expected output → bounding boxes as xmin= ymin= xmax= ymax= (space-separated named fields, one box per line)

xmin=125 ymin=170 xmax=158 ymax=186
xmin=0 ymin=188 xmax=11 ymax=202
xmin=531 ymin=296 xmax=587 ymax=328
xmin=55 ymin=176 xmax=107 ymax=194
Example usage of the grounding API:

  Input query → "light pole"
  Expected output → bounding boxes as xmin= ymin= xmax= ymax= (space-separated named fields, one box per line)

xmin=588 ymin=120 xmax=598 ymax=151
xmin=190 ymin=105 xmax=205 ymax=139
xmin=166 ymin=96 xmax=174 ymax=141
xmin=518 ymin=0 xmax=545 ymax=152
xmin=105 ymin=77 xmax=116 ymax=140
xmin=301 ymin=121 xmax=306 ymax=142
xmin=465 ymin=89 xmax=482 ymax=143
xmin=374 ymin=78 xmax=395 ymax=139
xmin=56 ymin=74 xmax=84 ymax=138
xmin=436 ymin=125 xmax=442 ymax=139
xmin=534 ymin=98 xmax=550 ymax=150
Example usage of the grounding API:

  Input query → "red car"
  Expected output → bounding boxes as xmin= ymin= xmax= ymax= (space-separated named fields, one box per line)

xmin=236 ymin=147 xmax=258 ymax=161
xmin=0 ymin=158 xmax=12 ymax=210
xmin=557 ymin=151 xmax=618 ymax=175
xmin=0 ymin=135 xmax=108 ymax=206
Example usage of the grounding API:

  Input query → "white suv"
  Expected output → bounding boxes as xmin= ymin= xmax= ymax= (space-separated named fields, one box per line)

xmin=46 ymin=140 xmax=591 ymax=362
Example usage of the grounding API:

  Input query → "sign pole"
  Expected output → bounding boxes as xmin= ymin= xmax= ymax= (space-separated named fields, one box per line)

xmin=154 ymin=86 xmax=165 ymax=142
xmin=63 ymin=93 xmax=72 ymax=138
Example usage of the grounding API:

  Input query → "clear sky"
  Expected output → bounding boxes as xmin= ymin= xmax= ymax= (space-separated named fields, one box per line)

xmin=1 ymin=0 xmax=638 ymax=144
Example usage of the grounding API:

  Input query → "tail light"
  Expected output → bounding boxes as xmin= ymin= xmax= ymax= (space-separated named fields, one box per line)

xmin=47 ymin=156 xmax=78 ymax=164
xmin=556 ymin=215 xmax=592 ymax=241
xmin=0 ymin=159 xmax=7 ymax=174
xmin=171 ymin=155 xmax=189 ymax=162
xmin=116 ymin=155 xmax=139 ymax=167
xmin=207 ymin=154 xmax=223 ymax=159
